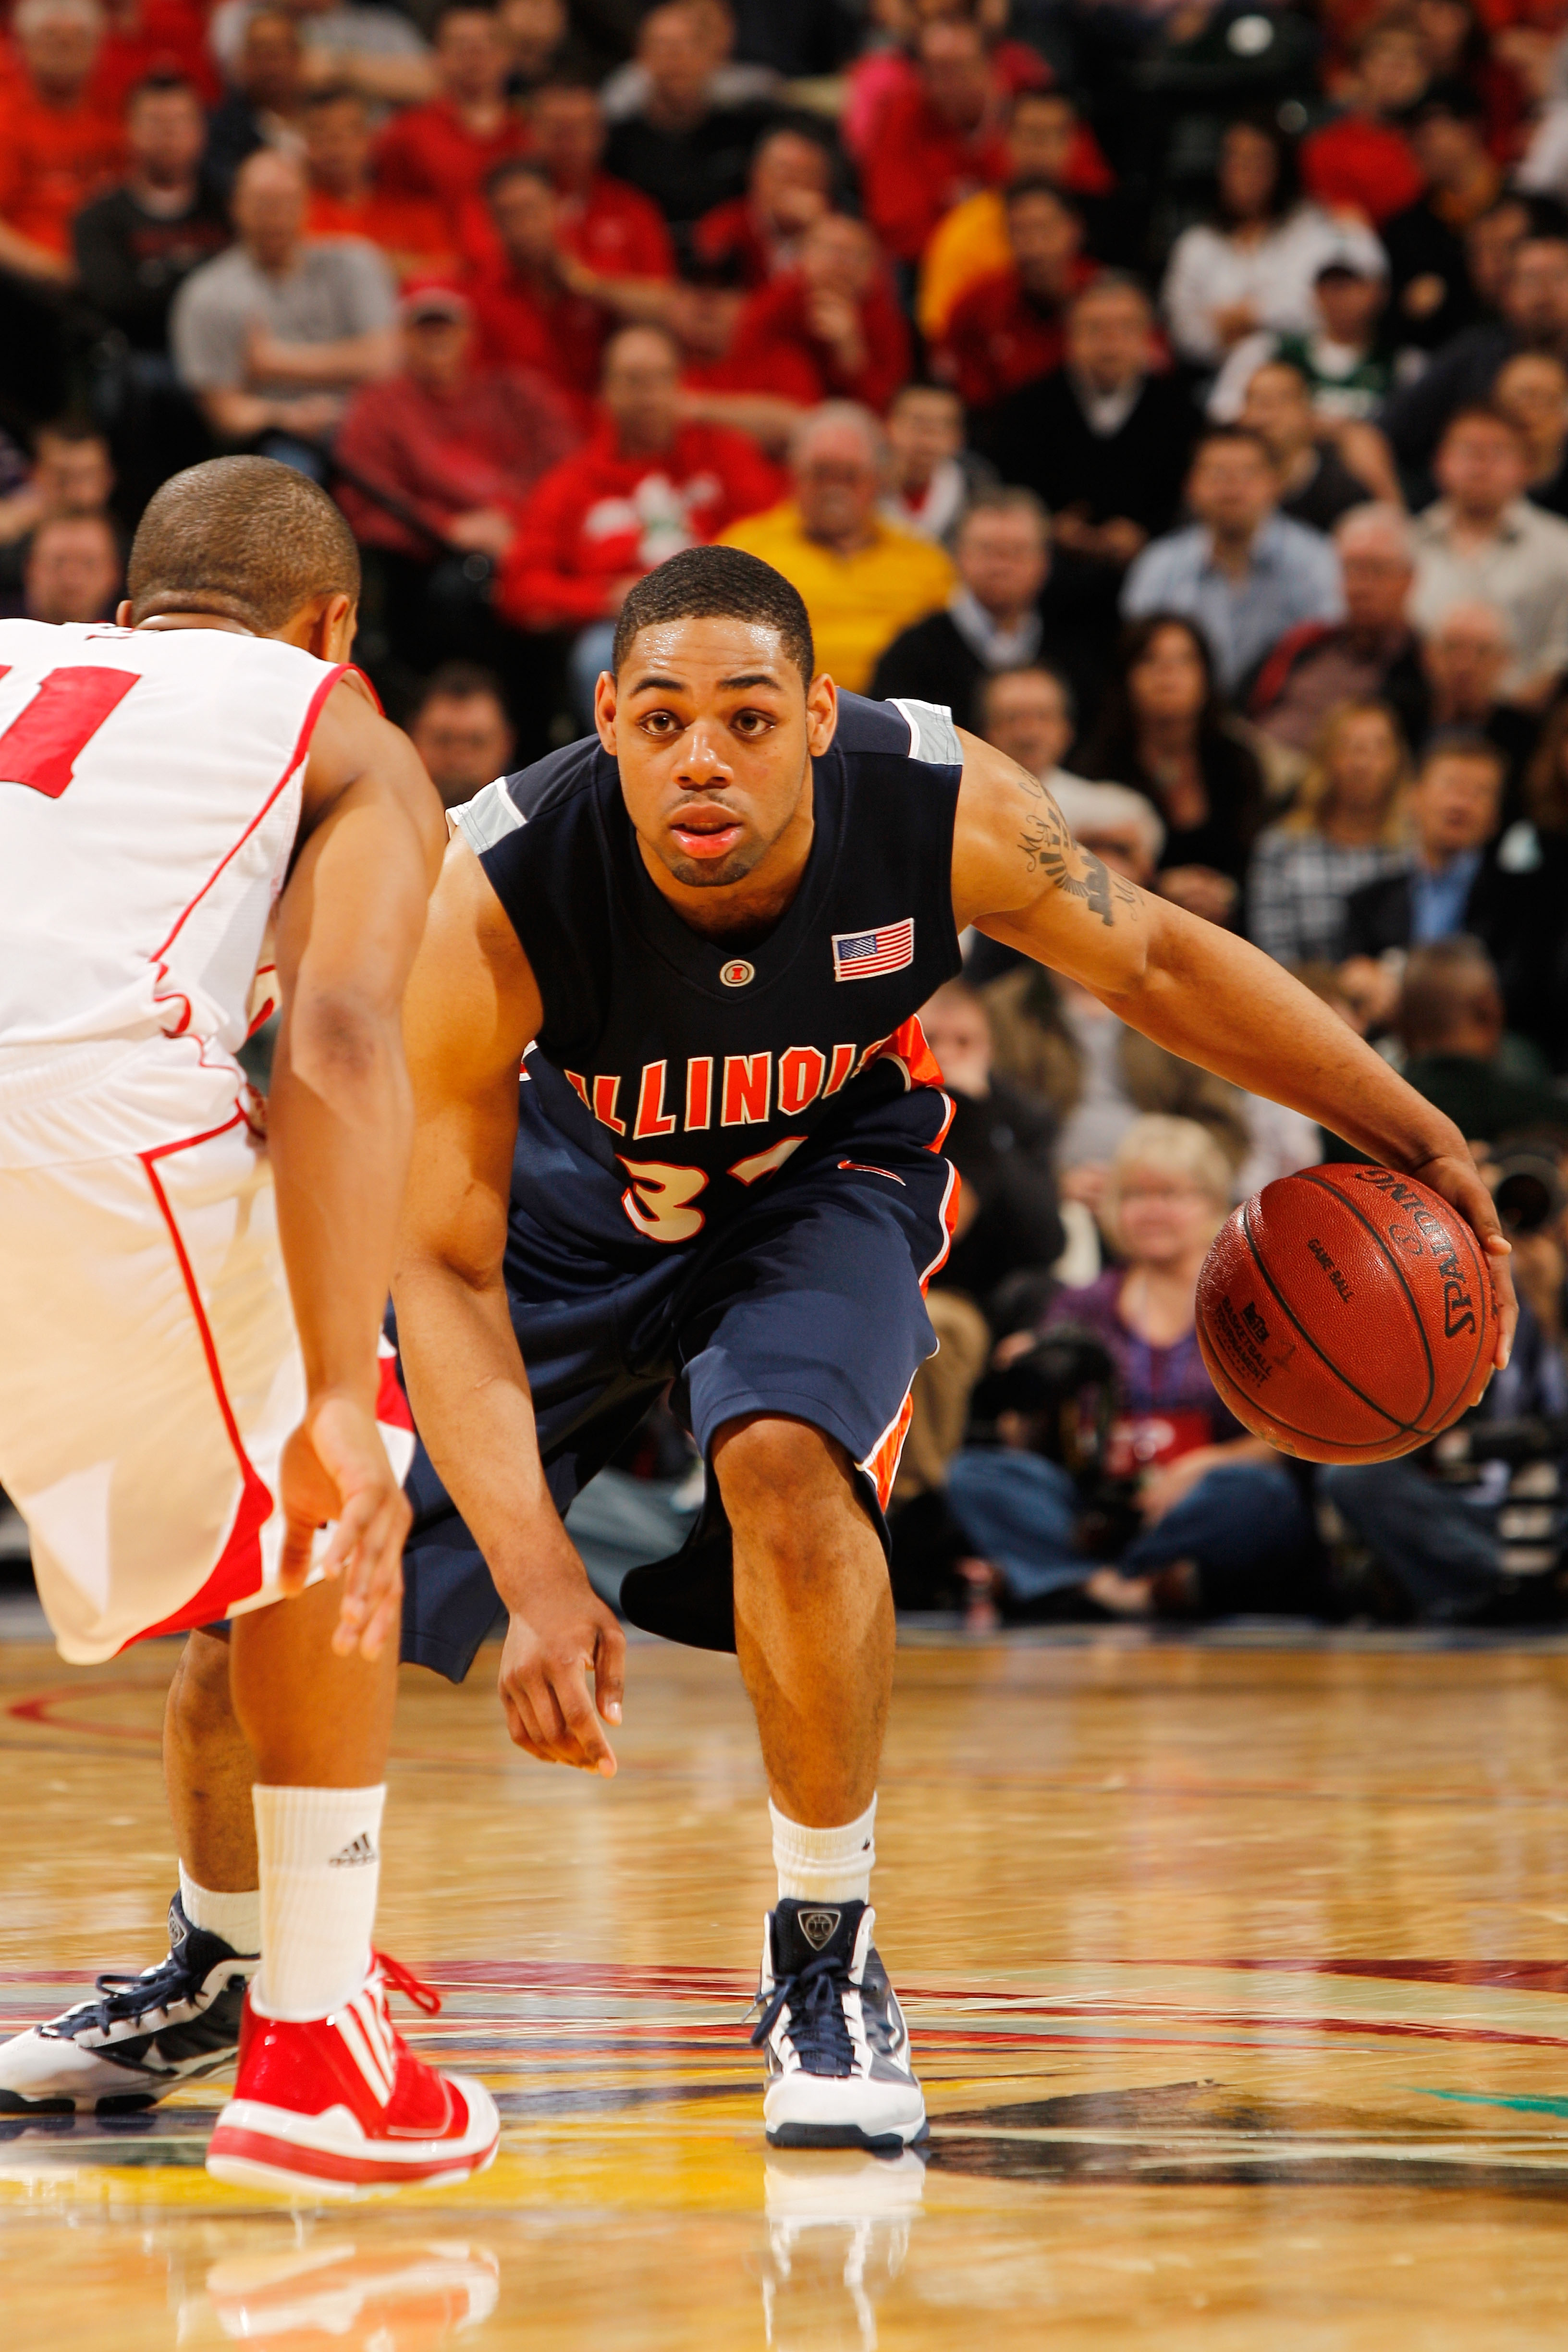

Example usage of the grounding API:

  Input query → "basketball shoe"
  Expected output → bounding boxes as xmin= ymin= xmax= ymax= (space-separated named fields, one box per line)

xmin=0 ymin=1892 xmax=253 ymax=2113
xmin=750 ymin=1900 xmax=926 ymax=2152
xmin=205 ymin=1952 xmax=500 ymax=2196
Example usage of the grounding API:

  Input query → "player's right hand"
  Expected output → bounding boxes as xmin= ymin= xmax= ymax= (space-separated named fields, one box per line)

xmin=497 ymin=1539 xmax=625 ymax=1777
xmin=278 ymin=1395 xmax=411 ymax=1662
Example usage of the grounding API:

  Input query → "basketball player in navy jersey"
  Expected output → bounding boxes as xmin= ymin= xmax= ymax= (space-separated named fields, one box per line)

xmin=386 ymin=547 xmax=1512 ymax=2151
xmin=6 ymin=545 xmax=1513 ymax=2151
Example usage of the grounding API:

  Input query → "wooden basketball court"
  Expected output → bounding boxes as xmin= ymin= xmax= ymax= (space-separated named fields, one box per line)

xmin=6 ymin=1623 xmax=1568 ymax=2349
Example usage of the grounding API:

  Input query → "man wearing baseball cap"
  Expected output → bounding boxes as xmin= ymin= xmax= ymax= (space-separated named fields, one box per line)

xmin=334 ymin=273 xmax=584 ymax=743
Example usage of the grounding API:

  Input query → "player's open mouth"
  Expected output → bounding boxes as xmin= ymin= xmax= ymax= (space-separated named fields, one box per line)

xmin=671 ymin=810 xmax=744 ymax=859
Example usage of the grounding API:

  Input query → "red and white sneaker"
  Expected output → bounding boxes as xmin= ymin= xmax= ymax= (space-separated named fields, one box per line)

xmin=205 ymin=1953 xmax=499 ymax=2198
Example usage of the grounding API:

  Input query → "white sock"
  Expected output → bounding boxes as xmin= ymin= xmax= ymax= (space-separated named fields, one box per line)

xmin=178 ymin=1864 xmax=260 ymax=1956
xmin=770 ymin=1796 xmax=876 ymax=1904
xmin=252 ymin=1784 xmax=385 ymax=2020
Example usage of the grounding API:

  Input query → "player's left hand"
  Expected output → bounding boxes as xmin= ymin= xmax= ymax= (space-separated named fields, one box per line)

xmin=496 ymin=1534 xmax=625 ymax=1777
xmin=1410 ymin=1148 xmax=1518 ymax=1372
xmin=278 ymin=1395 xmax=411 ymax=1661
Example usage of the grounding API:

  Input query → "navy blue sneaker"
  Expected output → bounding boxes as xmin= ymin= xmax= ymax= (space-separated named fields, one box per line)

xmin=0 ymin=1893 xmax=254 ymax=2112
xmin=751 ymin=1899 xmax=926 ymax=2153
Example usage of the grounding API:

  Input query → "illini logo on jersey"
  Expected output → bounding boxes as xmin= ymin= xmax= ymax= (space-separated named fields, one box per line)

xmin=833 ymin=919 xmax=915 ymax=980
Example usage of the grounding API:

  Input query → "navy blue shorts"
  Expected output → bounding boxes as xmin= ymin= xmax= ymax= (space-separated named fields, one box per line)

xmin=399 ymin=1087 xmax=956 ymax=1678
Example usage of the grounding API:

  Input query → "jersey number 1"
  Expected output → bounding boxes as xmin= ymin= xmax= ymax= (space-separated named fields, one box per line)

xmin=0 ymin=665 xmax=140 ymax=799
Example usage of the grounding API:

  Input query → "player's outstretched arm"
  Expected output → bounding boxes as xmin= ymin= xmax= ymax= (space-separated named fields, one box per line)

xmin=391 ymin=836 xmax=626 ymax=1776
xmin=950 ymin=731 xmax=1516 ymax=1368
xmin=269 ymin=678 xmax=447 ymax=1657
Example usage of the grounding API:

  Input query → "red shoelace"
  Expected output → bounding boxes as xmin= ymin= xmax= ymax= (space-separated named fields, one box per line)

xmin=372 ymin=1951 xmax=442 ymax=2016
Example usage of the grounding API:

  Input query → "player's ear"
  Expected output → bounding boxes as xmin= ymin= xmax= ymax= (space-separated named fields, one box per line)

xmin=114 ymin=598 xmax=134 ymax=627
xmin=314 ymin=593 xmax=358 ymax=665
xmin=593 ymin=667 xmax=618 ymax=754
xmin=804 ymin=670 xmax=837 ymax=758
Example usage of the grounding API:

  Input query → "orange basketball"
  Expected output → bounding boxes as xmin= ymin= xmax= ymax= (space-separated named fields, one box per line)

xmin=1196 ymin=1163 xmax=1495 ymax=1464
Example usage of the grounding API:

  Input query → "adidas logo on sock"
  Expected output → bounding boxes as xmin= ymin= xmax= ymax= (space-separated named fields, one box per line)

xmin=327 ymin=1834 xmax=378 ymax=1868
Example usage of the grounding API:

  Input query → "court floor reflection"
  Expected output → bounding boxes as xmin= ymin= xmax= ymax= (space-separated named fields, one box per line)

xmin=9 ymin=1629 xmax=1568 ymax=2345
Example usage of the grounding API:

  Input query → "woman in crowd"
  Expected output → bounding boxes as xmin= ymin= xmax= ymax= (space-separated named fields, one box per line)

xmin=1247 ymin=698 xmax=1411 ymax=966
xmin=1161 ymin=116 xmax=1387 ymax=371
xmin=1082 ymin=612 xmax=1265 ymax=927
xmin=946 ymin=1116 xmax=1316 ymax=1618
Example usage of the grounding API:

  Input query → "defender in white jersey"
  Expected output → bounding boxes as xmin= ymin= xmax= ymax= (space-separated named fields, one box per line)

xmin=0 ymin=458 xmax=498 ymax=2196
xmin=0 ymin=616 xmax=407 ymax=1659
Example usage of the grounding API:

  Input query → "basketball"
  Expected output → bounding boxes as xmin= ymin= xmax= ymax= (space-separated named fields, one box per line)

xmin=1196 ymin=1163 xmax=1495 ymax=1464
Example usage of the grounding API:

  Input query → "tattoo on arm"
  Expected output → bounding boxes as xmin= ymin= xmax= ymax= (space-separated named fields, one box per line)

xmin=1013 ymin=771 xmax=1140 ymax=927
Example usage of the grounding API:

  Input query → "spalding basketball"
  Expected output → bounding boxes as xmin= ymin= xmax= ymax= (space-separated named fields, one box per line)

xmin=1196 ymin=1163 xmax=1494 ymax=1464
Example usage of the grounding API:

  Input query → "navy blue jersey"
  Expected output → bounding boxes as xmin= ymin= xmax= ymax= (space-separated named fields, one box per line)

xmin=453 ymin=692 xmax=966 ymax=1259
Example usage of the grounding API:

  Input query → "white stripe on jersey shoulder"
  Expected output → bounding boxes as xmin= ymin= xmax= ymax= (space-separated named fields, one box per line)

xmin=450 ymin=774 xmax=526 ymax=855
xmin=888 ymin=698 xmax=962 ymax=769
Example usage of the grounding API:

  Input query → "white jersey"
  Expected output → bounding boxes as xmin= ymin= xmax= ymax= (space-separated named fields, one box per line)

xmin=0 ymin=619 xmax=343 ymax=1118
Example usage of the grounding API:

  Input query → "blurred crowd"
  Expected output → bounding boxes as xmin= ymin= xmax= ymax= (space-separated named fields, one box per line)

xmin=5 ymin=0 xmax=1568 ymax=1627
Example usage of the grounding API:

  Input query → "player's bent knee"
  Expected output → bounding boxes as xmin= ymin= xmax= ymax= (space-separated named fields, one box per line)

xmin=171 ymin=1628 xmax=242 ymax=1741
xmin=713 ymin=1414 xmax=858 ymax=1549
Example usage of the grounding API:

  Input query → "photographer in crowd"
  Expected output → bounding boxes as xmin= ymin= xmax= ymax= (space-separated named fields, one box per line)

xmin=945 ymin=1118 xmax=1318 ymax=1621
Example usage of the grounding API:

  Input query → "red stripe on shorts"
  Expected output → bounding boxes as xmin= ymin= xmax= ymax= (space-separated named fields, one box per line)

xmin=121 ymin=1115 xmax=275 ymax=1647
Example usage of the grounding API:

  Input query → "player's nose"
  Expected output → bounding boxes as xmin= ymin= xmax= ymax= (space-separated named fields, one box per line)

xmin=673 ymin=725 xmax=734 ymax=784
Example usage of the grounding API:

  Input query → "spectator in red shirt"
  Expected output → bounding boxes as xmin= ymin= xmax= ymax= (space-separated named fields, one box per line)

xmin=496 ymin=319 xmax=780 ymax=719
xmin=303 ymin=85 xmax=457 ymax=280
xmin=861 ymin=14 xmax=1010 ymax=266
xmin=336 ymin=275 xmax=583 ymax=750
xmin=0 ymin=0 xmax=123 ymax=284
xmin=374 ymin=0 xmax=527 ymax=228
xmin=335 ymin=275 xmax=579 ymax=563
xmin=689 ymin=121 xmax=832 ymax=290
xmin=1301 ymin=15 xmax=1430 ymax=225
xmin=939 ymin=181 xmax=1092 ymax=415
xmin=468 ymin=155 xmax=609 ymax=416
xmin=92 ymin=0 xmax=219 ymax=115
xmin=844 ymin=0 xmax=1048 ymax=167
xmin=700 ymin=212 xmax=911 ymax=416
xmin=529 ymin=78 xmax=676 ymax=284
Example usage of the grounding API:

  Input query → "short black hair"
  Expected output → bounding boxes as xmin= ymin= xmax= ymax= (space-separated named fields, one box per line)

xmin=1193 ymin=422 xmax=1273 ymax=465
xmin=612 ymin=546 xmax=815 ymax=685
xmin=1004 ymin=175 xmax=1078 ymax=218
xmin=1413 ymin=74 xmax=1485 ymax=126
xmin=127 ymin=455 xmax=360 ymax=631
xmin=128 ymin=70 xmax=200 ymax=110
xmin=303 ymin=80 xmax=364 ymax=113
xmin=33 ymin=413 xmax=108 ymax=452
xmin=412 ymin=659 xmax=507 ymax=716
xmin=486 ymin=154 xmax=553 ymax=205
xmin=1419 ymin=728 xmax=1507 ymax=777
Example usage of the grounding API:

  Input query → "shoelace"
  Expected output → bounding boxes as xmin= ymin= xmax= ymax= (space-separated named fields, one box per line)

xmin=748 ymin=1952 xmax=855 ymax=2074
xmin=75 ymin=1948 xmax=209 ymax=2037
xmin=373 ymin=1951 xmax=442 ymax=2017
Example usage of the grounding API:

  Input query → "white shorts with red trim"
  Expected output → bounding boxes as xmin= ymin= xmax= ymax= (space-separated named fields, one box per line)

xmin=0 ymin=1052 xmax=414 ymax=1665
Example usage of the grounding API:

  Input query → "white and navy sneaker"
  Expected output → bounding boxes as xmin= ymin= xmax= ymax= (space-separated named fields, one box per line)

xmin=0 ymin=1893 xmax=254 ymax=2113
xmin=750 ymin=1899 xmax=926 ymax=2153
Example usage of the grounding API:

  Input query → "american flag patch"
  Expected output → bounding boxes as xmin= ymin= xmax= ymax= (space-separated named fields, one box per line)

xmin=832 ymin=919 xmax=915 ymax=980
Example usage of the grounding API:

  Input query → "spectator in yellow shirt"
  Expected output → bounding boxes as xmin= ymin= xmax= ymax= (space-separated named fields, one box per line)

xmin=718 ymin=403 xmax=956 ymax=691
